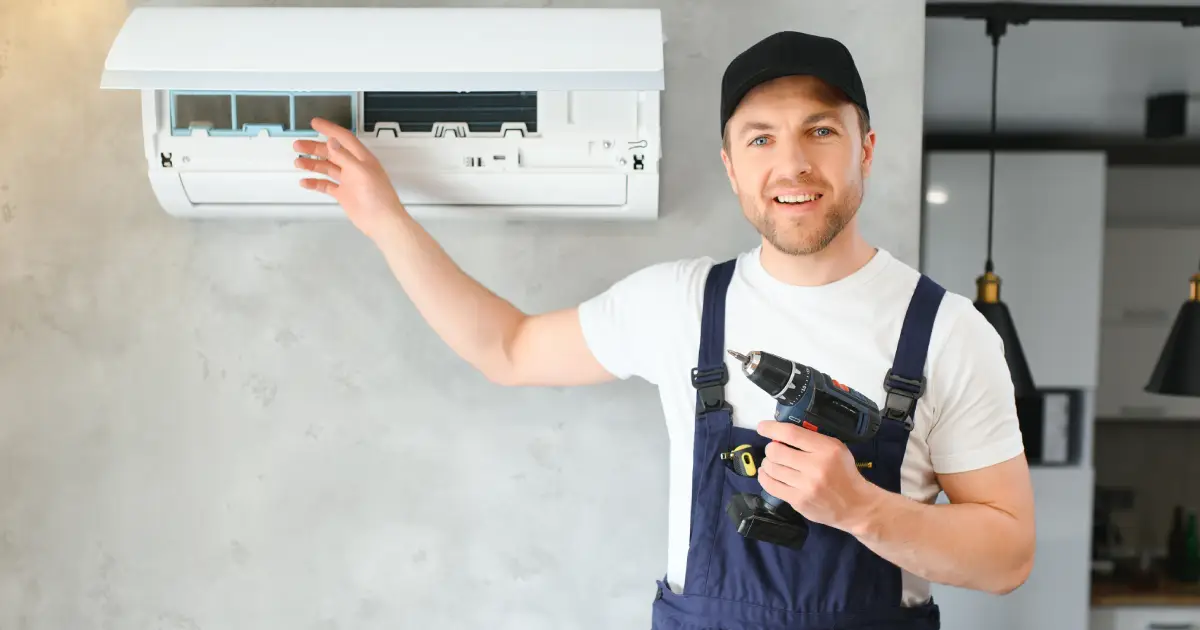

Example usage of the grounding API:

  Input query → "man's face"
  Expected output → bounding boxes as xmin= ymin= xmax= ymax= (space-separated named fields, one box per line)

xmin=721 ymin=75 xmax=876 ymax=256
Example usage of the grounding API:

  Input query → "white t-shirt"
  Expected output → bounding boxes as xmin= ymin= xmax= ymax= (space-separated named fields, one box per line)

xmin=576 ymin=245 xmax=1025 ymax=606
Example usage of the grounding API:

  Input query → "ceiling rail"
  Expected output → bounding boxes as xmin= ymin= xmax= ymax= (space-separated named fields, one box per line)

xmin=922 ymin=132 xmax=1200 ymax=166
xmin=926 ymin=3 xmax=1200 ymax=27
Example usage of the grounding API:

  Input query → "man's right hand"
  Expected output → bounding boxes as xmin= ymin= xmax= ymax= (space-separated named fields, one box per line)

xmin=293 ymin=117 xmax=406 ymax=245
xmin=291 ymin=117 xmax=617 ymax=388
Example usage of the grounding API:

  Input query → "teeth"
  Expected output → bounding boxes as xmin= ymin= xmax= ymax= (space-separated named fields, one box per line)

xmin=776 ymin=194 xmax=820 ymax=204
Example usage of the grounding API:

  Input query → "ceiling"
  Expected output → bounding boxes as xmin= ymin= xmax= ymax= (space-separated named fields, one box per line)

xmin=923 ymin=0 xmax=1200 ymax=137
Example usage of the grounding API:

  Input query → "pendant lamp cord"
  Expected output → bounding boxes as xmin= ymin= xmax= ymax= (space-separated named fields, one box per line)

xmin=985 ymin=19 xmax=1005 ymax=274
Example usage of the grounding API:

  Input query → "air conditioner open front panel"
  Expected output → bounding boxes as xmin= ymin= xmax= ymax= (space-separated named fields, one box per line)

xmin=101 ymin=6 xmax=665 ymax=92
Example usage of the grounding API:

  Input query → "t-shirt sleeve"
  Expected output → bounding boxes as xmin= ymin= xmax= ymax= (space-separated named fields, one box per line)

xmin=925 ymin=306 xmax=1027 ymax=475
xmin=576 ymin=259 xmax=704 ymax=386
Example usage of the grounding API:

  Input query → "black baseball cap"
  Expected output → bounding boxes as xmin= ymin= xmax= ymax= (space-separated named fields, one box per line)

xmin=720 ymin=31 xmax=869 ymax=137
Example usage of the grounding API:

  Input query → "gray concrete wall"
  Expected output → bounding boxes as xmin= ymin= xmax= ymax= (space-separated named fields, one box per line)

xmin=0 ymin=0 xmax=927 ymax=627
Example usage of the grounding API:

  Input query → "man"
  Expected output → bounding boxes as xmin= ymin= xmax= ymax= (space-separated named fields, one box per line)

xmin=293 ymin=30 xmax=1035 ymax=630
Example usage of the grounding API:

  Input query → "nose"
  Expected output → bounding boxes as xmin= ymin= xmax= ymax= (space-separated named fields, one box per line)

xmin=777 ymin=137 xmax=813 ymax=176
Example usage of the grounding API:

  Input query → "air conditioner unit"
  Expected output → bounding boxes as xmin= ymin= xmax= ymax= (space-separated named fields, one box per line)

xmin=99 ymin=6 xmax=664 ymax=221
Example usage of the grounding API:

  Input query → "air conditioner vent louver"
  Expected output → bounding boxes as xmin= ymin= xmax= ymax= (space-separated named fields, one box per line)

xmin=364 ymin=91 xmax=538 ymax=135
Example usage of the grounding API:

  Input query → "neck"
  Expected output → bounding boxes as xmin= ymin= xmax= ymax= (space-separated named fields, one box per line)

xmin=758 ymin=225 xmax=877 ymax=287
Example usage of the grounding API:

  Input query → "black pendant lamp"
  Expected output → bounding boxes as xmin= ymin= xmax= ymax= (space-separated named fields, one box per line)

xmin=1145 ymin=260 xmax=1200 ymax=396
xmin=974 ymin=19 xmax=1037 ymax=399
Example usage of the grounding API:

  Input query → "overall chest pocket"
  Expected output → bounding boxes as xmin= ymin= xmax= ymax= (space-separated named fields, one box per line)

xmin=848 ymin=419 xmax=910 ymax=494
xmin=708 ymin=423 xmax=911 ymax=612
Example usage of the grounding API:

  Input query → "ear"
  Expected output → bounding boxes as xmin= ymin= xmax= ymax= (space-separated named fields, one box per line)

xmin=721 ymin=147 xmax=739 ymax=195
xmin=859 ymin=129 xmax=877 ymax=179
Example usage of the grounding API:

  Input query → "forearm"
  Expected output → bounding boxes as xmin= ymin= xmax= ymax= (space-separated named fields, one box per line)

xmin=370 ymin=207 xmax=526 ymax=382
xmin=845 ymin=486 xmax=1035 ymax=595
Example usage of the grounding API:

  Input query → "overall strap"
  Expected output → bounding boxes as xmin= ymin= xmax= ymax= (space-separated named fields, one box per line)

xmin=883 ymin=274 xmax=947 ymax=430
xmin=691 ymin=259 xmax=738 ymax=416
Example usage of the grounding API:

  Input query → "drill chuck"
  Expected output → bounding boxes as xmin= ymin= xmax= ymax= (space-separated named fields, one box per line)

xmin=727 ymin=349 xmax=810 ymax=404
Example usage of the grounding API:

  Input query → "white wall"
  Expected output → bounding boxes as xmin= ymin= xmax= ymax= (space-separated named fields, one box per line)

xmin=0 ymin=0 xmax=929 ymax=628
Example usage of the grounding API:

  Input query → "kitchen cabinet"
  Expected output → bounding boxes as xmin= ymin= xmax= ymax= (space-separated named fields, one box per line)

xmin=1095 ymin=325 xmax=1200 ymax=420
xmin=1101 ymin=227 xmax=1200 ymax=329
xmin=1091 ymin=605 xmax=1200 ymax=630
xmin=921 ymin=151 xmax=1107 ymax=390
xmin=1095 ymin=227 xmax=1200 ymax=420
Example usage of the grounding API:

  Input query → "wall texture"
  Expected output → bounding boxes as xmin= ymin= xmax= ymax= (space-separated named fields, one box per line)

xmin=0 ymin=0 xmax=927 ymax=628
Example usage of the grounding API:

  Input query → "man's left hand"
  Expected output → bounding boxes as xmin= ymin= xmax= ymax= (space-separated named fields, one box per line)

xmin=756 ymin=420 xmax=881 ymax=532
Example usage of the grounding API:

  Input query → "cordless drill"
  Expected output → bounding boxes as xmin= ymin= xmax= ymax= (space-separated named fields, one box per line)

xmin=725 ymin=349 xmax=883 ymax=550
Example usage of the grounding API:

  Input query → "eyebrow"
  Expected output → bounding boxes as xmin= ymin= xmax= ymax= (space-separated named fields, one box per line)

xmin=737 ymin=121 xmax=776 ymax=136
xmin=737 ymin=110 xmax=843 ymax=137
xmin=803 ymin=110 xmax=841 ymax=125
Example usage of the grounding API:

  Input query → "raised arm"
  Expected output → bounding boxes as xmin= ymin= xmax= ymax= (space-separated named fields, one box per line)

xmin=293 ymin=118 xmax=614 ymax=387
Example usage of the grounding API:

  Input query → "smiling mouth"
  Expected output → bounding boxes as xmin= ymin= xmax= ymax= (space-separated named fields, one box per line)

xmin=773 ymin=193 xmax=822 ymax=205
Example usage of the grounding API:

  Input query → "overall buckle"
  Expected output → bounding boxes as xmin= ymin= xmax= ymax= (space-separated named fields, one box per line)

xmin=882 ymin=370 xmax=925 ymax=431
xmin=691 ymin=365 xmax=729 ymax=413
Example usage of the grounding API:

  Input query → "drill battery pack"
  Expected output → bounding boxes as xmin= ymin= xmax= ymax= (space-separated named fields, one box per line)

xmin=726 ymin=493 xmax=810 ymax=549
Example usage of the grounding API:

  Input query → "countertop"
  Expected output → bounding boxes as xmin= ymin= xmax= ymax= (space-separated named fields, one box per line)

xmin=1092 ymin=575 xmax=1200 ymax=606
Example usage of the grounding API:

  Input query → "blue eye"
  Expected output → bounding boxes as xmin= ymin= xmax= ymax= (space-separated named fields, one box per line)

xmin=751 ymin=136 xmax=769 ymax=146
xmin=813 ymin=127 xmax=834 ymax=137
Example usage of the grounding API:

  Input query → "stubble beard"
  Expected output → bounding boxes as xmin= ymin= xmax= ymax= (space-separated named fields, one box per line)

xmin=749 ymin=175 xmax=863 ymax=257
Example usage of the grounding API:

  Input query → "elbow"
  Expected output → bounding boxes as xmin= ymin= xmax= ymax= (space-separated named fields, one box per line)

xmin=485 ymin=370 xmax=519 ymax=387
xmin=987 ymin=538 xmax=1036 ymax=596
xmin=480 ymin=346 xmax=529 ymax=387
xmin=480 ymin=360 xmax=521 ymax=387
xmin=987 ymin=563 xmax=1032 ymax=596
xmin=482 ymin=317 xmax=528 ymax=387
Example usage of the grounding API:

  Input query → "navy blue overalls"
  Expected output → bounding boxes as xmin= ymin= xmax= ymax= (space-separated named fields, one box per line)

xmin=650 ymin=258 xmax=945 ymax=630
